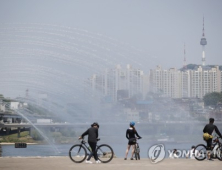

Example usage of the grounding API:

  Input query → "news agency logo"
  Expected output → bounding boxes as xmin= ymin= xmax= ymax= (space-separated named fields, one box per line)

xmin=148 ymin=144 xmax=165 ymax=163
xmin=148 ymin=144 xmax=209 ymax=163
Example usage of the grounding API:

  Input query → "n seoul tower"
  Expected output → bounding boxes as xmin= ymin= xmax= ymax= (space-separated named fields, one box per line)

xmin=200 ymin=17 xmax=207 ymax=66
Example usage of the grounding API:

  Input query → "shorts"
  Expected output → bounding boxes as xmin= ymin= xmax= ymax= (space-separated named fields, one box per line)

xmin=128 ymin=138 xmax=136 ymax=145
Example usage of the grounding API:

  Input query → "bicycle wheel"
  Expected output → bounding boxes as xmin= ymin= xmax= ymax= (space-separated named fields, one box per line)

xmin=194 ymin=144 xmax=207 ymax=161
xmin=69 ymin=144 xmax=87 ymax=163
xmin=96 ymin=144 xmax=114 ymax=163
xmin=135 ymin=145 xmax=140 ymax=160
xmin=134 ymin=152 xmax=138 ymax=160
xmin=216 ymin=145 xmax=222 ymax=161
xmin=137 ymin=152 xmax=140 ymax=160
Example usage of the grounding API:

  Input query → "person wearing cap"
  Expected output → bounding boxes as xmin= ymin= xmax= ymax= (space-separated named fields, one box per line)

xmin=79 ymin=122 xmax=101 ymax=164
xmin=203 ymin=118 xmax=222 ymax=160
xmin=124 ymin=121 xmax=142 ymax=160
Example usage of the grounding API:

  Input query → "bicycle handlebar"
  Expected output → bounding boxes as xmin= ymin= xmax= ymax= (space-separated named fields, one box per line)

xmin=215 ymin=136 xmax=222 ymax=139
xmin=213 ymin=136 xmax=222 ymax=143
xmin=78 ymin=137 xmax=100 ymax=142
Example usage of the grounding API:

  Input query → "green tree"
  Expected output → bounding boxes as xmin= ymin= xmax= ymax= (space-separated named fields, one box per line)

xmin=186 ymin=64 xmax=198 ymax=70
xmin=60 ymin=129 xmax=76 ymax=137
xmin=0 ymin=94 xmax=4 ymax=99
xmin=203 ymin=92 xmax=222 ymax=106
xmin=31 ymin=130 xmax=44 ymax=141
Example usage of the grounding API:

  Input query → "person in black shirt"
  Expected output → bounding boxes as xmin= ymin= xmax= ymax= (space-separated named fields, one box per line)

xmin=79 ymin=122 xmax=100 ymax=164
xmin=203 ymin=118 xmax=222 ymax=148
xmin=203 ymin=118 xmax=222 ymax=160
xmin=124 ymin=121 xmax=142 ymax=160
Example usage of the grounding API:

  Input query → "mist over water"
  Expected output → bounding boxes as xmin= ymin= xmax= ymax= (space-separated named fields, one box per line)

xmin=1 ymin=0 xmax=222 ymax=159
xmin=15 ymin=109 xmax=60 ymax=154
xmin=0 ymin=23 xmax=153 ymax=122
xmin=0 ymin=23 xmax=208 ymax=150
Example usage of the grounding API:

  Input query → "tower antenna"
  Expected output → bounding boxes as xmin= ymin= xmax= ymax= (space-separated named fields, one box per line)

xmin=200 ymin=16 xmax=207 ymax=66
xmin=183 ymin=43 xmax=187 ymax=69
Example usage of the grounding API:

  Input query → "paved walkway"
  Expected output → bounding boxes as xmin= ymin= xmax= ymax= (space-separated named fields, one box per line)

xmin=0 ymin=157 xmax=221 ymax=170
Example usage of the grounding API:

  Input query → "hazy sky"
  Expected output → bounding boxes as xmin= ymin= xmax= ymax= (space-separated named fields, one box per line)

xmin=0 ymin=0 xmax=222 ymax=68
xmin=1 ymin=0 xmax=222 ymax=99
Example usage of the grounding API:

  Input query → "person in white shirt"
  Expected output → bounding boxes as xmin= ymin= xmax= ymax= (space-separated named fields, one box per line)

xmin=169 ymin=149 xmax=179 ymax=159
xmin=186 ymin=146 xmax=198 ymax=159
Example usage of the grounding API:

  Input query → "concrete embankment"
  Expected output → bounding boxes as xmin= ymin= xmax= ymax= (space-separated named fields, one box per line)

xmin=0 ymin=157 xmax=221 ymax=170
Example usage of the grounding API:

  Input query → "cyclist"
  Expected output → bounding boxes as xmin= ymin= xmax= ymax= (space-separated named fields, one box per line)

xmin=203 ymin=118 xmax=222 ymax=160
xmin=124 ymin=121 xmax=142 ymax=160
xmin=79 ymin=122 xmax=101 ymax=164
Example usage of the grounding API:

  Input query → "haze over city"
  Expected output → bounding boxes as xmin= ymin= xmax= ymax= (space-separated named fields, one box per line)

xmin=0 ymin=0 xmax=222 ymax=100
xmin=1 ymin=1 xmax=222 ymax=157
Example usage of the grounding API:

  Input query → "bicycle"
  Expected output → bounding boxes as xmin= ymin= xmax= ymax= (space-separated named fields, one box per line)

xmin=134 ymin=139 xmax=140 ymax=160
xmin=69 ymin=138 xmax=114 ymax=163
xmin=194 ymin=136 xmax=222 ymax=161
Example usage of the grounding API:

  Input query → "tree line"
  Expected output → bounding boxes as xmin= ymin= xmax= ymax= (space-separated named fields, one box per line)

xmin=203 ymin=92 xmax=222 ymax=107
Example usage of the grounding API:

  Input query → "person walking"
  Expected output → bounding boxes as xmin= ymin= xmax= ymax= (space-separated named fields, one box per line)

xmin=79 ymin=122 xmax=101 ymax=164
xmin=124 ymin=121 xmax=142 ymax=160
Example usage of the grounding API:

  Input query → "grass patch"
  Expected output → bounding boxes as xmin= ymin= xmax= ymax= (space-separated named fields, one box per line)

xmin=0 ymin=131 xmax=36 ymax=143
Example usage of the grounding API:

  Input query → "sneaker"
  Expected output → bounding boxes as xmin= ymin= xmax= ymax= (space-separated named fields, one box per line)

xmin=85 ymin=160 xmax=93 ymax=164
xmin=96 ymin=160 xmax=101 ymax=164
xmin=124 ymin=158 xmax=127 ymax=160
xmin=130 ymin=158 xmax=134 ymax=160
xmin=208 ymin=158 xmax=214 ymax=161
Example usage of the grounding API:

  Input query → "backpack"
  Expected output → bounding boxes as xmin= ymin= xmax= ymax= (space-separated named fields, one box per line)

xmin=203 ymin=133 xmax=213 ymax=141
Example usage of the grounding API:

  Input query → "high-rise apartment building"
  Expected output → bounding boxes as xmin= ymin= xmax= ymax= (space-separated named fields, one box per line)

xmin=87 ymin=64 xmax=148 ymax=102
xmin=150 ymin=65 xmax=222 ymax=99
xmin=189 ymin=66 xmax=221 ymax=98
xmin=149 ymin=66 xmax=181 ymax=98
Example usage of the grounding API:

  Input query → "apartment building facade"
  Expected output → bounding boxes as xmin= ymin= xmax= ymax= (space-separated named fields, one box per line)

xmin=88 ymin=64 xmax=148 ymax=102
xmin=150 ymin=65 xmax=222 ymax=99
